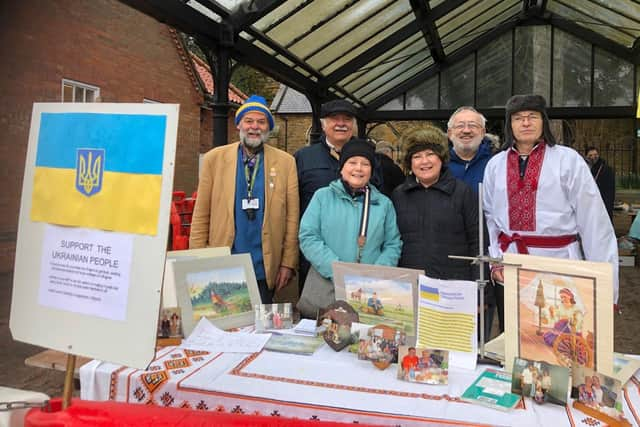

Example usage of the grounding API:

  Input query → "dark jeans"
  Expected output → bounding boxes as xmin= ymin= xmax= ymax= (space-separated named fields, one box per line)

xmin=257 ymin=279 xmax=274 ymax=304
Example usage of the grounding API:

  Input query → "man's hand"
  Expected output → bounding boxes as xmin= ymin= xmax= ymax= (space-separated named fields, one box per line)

xmin=491 ymin=265 xmax=504 ymax=284
xmin=275 ymin=266 xmax=294 ymax=291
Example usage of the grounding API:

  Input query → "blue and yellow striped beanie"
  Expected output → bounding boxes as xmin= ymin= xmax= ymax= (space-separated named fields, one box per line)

xmin=235 ymin=95 xmax=275 ymax=130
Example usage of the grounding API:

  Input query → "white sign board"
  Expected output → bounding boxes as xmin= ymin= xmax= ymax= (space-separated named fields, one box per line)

xmin=11 ymin=103 xmax=178 ymax=369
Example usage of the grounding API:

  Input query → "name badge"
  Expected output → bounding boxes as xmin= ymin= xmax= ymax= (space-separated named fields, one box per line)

xmin=242 ymin=198 xmax=259 ymax=210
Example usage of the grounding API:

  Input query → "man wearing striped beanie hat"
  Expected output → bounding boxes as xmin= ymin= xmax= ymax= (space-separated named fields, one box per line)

xmin=190 ymin=94 xmax=299 ymax=304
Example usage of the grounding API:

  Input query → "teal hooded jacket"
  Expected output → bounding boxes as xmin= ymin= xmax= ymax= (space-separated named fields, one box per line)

xmin=299 ymin=179 xmax=402 ymax=279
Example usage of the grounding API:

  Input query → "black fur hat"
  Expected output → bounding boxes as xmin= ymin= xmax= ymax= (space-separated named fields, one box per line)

xmin=503 ymin=94 xmax=556 ymax=149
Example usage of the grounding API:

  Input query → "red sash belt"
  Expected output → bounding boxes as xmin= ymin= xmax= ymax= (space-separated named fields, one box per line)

xmin=498 ymin=232 xmax=578 ymax=254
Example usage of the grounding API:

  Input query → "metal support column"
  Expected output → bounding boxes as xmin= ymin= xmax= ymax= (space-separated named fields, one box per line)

xmin=204 ymin=44 xmax=232 ymax=147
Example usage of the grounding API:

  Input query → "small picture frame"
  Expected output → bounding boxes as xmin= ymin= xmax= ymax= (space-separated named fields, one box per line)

xmin=511 ymin=357 xmax=570 ymax=406
xmin=174 ymin=253 xmax=260 ymax=336
xmin=357 ymin=324 xmax=407 ymax=370
xmin=571 ymin=366 xmax=630 ymax=426
xmin=397 ymin=346 xmax=448 ymax=385
xmin=157 ymin=307 xmax=183 ymax=339
xmin=255 ymin=303 xmax=294 ymax=332
xmin=332 ymin=262 xmax=422 ymax=338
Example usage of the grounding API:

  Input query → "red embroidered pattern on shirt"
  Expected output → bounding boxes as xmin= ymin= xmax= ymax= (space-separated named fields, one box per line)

xmin=507 ymin=144 xmax=546 ymax=231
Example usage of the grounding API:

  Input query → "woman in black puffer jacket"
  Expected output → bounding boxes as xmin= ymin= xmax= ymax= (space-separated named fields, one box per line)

xmin=391 ymin=125 xmax=479 ymax=280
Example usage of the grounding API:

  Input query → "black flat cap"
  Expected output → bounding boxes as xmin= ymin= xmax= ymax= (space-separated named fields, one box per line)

xmin=320 ymin=99 xmax=357 ymax=118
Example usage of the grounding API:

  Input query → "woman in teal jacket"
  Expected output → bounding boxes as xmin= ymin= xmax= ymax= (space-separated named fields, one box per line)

xmin=299 ymin=139 xmax=402 ymax=281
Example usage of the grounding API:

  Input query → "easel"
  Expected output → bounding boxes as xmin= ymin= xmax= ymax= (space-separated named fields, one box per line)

xmin=62 ymin=355 xmax=76 ymax=409
xmin=449 ymin=183 xmax=515 ymax=365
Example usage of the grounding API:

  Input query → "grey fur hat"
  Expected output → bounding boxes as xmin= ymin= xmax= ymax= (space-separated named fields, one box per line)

xmin=503 ymin=94 xmax=556 ymax=149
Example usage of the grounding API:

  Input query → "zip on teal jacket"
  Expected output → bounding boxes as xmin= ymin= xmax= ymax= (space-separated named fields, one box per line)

xmin=299 ymin=179 xmax=402 ymax=279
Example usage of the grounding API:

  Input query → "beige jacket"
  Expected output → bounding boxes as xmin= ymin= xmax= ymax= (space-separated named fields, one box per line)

xmin=189 ymin=142 xmax=299 ymax=289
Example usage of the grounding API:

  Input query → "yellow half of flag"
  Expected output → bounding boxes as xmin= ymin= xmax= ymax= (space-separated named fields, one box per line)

xmin=32 ymin=168 xmax=162 ymax=235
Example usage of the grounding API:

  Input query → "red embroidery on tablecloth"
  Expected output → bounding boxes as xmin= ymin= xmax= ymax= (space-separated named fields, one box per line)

xmin=109 ymin=366 xmax=128 ymax=400
xmin=507 ymin=143 xmax=546 ymax=231
xmin=164 ymin=357 xmax=190 ymax=370
xmin=184 ymin=349 xmax=210 ymax=357
xmin=140 ymin=370 xmax=169 ymax=394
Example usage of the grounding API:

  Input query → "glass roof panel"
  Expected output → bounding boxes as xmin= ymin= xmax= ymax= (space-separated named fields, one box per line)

xmin=560 ymin=0 xmax=640 ymax=35
xmin=253 ymin=40 xmax=275 ymax=56
xmin=287 ymin=0 xmax=401 ymax=59
xmin=546 ymin=1 xmax=636 ymax=47
xmin=186 ymin=0 xmax=223 ymax=23
xmin=438 ymin=0 xmax=519 ymax=52
xmin=354 ymin=52 xmax=433 ymax=101
xmin=429 ymin=0 xmax=446 ymax=8
xmin=252 ymin=0 xmax=308 ymax=32
xmin=360 ymin=55 xmax=434 ymax=103
xmin=303 ymin=1 xmax=413 ymax=69
xmin=441 ymin=2 xmax=521 ymax=55
xmin=317 ymin=13 xmax=416 ymax=74
xmin=340 ymin=34 xmax=425 ymax=89
xmin=437 ymin=0 xmax=505 ymax=33
xmin=265 ymin=1 xmax=362 ymax=47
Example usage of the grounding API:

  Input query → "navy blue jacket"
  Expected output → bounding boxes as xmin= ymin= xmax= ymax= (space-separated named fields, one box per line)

xmin=447 ymin=138 xmax=492 ymax=193
xmin=295 ymin=137 xmax=384 ymax=216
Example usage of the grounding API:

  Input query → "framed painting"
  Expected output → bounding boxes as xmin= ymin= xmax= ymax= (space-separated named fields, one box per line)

xmin=332 ymin=261 xmax=422 ymax=338
xmin=174 ymin=253 xmax=260 ymax=336
xmin=503 ymin=253 xmax=613 ymax=376
xmin=162 ymin=247 xmax=230 ymax=308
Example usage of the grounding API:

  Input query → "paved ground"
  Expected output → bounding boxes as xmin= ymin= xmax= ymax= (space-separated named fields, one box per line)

xmin=1 ymin=212 xmax=638 ymax=399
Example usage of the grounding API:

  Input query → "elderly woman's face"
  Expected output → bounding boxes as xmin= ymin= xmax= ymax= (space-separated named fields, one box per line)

xmin=411 ymin=149 xmax=442 ymax=187
xmin=341 ymin=156 xmax=371 ymax=189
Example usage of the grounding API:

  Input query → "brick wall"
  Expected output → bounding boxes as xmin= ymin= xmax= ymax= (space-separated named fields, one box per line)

xmin=0 ymin=0 xmax=207 ymax=272
xmin=272 ymin=114 xmax=313 ymax=155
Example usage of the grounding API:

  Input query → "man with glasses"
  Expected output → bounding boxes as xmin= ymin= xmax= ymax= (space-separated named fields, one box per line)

xmin=447 ymin=106 xmax=498 ymax=338
xmin=447 ymin=106 xmax=493 ymax=193
xmin=482 ymin=95 xmax=619 ymax=306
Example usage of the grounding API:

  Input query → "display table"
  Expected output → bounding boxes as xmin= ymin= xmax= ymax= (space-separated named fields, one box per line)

xmin=80 ymin=345 xmax=640 ymax=426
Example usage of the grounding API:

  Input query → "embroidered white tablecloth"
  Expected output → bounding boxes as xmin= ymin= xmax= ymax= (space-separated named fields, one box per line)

xmin=80 ymin=345 xmax=640 ymax=426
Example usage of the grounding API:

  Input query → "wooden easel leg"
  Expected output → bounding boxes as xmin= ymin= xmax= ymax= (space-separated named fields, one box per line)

xmin=62 ymin=354 xmax=76 ymax=409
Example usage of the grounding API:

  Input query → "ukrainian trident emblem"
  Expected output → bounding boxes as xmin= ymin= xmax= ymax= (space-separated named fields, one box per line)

xmin=76 ymin=149 xmax=104 ymax=197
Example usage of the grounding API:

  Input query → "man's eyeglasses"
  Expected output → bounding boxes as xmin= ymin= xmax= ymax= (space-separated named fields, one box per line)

xmin=452 ymin=122 xmax=482 ymax=131
xmin=512 ymin=114 xmax=541 ymax=123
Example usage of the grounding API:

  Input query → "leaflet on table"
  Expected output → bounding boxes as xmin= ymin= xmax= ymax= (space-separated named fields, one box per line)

xmin=461 ymin=369 xmax=521 ymax=411
xmin=416 ymin=275 xmax=478 ymax=370
xmin=181 ymin=317 xmax=270 ymax=353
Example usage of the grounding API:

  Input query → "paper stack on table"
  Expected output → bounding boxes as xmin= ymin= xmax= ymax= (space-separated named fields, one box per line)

xmin=181 ymin=317 xmax=270 ymax=353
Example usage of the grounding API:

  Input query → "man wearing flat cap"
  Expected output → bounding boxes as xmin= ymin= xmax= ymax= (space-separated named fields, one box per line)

xmin=190 ymin=95 xmax=299 ymax=303
xmin=482 ymin=94 xmax=619 ymax=304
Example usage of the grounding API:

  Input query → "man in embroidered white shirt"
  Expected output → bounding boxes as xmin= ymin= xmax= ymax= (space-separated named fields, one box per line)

xmin=482 ymin=94 xmax=619 ymax=306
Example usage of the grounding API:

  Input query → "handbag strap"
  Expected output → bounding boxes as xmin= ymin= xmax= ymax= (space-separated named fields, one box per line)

xmin=356 ymin=185 xmax=371 ymax=263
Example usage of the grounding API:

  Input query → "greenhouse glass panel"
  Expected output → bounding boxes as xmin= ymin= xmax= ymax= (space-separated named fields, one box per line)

xmin=553 ymin=29 xmax=592 ymax=107
xmin=406 ymin=75 xmax=439 ymax=110
xmin=440 ymin=55 xmax=474 ymax=109
xmin=594 ymin=47 xmax=634 ymax=106
xmin=546 ymin=1 xmax=635 ymax=47
xmin=378 ymin=96 xmax=404 ymax=111
xmin=477 ymin=31 xmax=513 ymax=108
xmin=513 ymin=26 xmax=551 ymax=101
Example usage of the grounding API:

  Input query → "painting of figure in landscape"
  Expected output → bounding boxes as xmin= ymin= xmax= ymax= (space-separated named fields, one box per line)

xmin=344 ymin=274 xmax=414 ymax=335
xmin=186 ymin=266 xmax=252 ymax=321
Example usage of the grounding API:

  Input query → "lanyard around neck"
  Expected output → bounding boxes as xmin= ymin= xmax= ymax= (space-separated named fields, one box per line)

xmin=244 ymin=153 xmax=261 ymax=199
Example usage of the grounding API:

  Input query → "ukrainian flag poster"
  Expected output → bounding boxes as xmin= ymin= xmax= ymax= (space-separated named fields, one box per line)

xmin=31 ymin=111 xmax=166 ymax=235
xmin=12 ymin=103 xmax=178 ymax=369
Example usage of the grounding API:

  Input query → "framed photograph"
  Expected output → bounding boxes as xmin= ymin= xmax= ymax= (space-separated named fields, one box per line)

xmin=503 ymin=253 xmax=613 ymax=376
xmin=571 ymin=366 xmax=630 ymax=425
xmin=157 ymin=307 xmax=183 ymax=339
xmin=333 ymin=262 xmax=423 ymax=337
xmin=397 ymin=346 xmax=448 ymax=385
xmin=511 ymin=357 xmax=570 ymax=406
xmin=174 ymin=253 xmax=260 ymax=336
xmin=357 ymin=323 xmax=407 ymax=370
xmin=254 ymin=303 xmax=293 ymax=332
